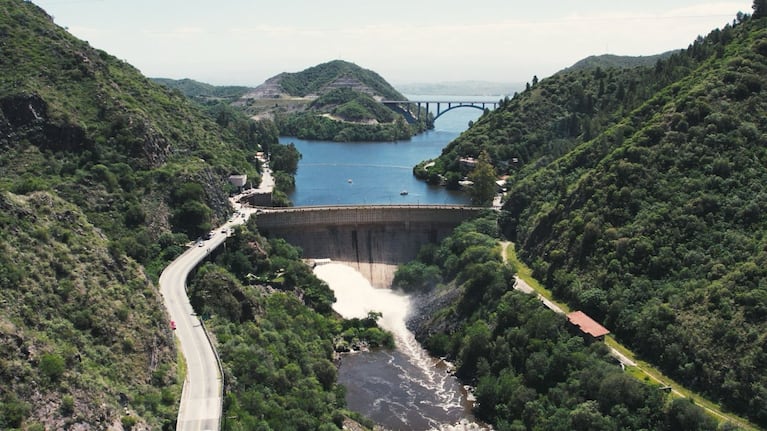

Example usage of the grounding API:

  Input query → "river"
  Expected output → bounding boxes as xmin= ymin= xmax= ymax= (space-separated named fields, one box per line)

xmin=287 ymin=98 xmax=496 ymax=430
xmin=314 ymin=263 xmax=486 ymax=431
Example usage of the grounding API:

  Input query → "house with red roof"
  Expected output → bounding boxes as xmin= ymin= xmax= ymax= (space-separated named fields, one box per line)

xmin=566 ymin=311 xmax=610 ymax=342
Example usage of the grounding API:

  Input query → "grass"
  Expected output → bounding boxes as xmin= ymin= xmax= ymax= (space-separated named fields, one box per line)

xmin=501 ymin=242 xmax=570 ymax=312
xmin=502 ymin=240 xmax=760 ymax=431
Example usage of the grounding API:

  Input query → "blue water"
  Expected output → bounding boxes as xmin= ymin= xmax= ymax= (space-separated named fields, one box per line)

xmin=282 ymin=96 xmax=498 ymax=206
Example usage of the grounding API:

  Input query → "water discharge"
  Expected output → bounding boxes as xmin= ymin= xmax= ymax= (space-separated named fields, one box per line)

xmin=314 ymin=262 xmax=489 ymax=431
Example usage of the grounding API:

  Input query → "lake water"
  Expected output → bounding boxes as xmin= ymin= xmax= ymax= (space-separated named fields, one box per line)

xmin=286 ymin=97 xmax=496 ymax=430
xmin=282 ymin=96 xmax=499 ymax=206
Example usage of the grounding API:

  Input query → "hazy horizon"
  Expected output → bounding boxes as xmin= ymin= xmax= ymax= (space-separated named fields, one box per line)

xmin=32 ymin=0 xmax=754 ymax=87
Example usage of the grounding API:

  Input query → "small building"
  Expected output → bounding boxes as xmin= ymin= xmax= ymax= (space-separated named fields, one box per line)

xmin=567 ymin=311 xmax=610 ymax=342
xmin=228 ymin=174 xmax=247 ymax=188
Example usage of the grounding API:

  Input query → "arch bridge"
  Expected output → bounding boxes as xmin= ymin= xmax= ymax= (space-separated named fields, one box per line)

xmin=381 ymin=100 xmax=498 ymax=122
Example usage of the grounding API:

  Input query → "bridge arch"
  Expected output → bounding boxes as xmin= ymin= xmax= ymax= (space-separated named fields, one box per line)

xmin=431 ymin=103 xmax=487 ymax=121
xmin=381 ymin=100 xmax=498 ymax=123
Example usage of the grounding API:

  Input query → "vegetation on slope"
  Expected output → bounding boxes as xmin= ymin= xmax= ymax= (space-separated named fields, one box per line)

xmin=187 ymin=217 xmax=392 ymax=430
xmin=0 ymin=0 xmax=269 ymax=250
xmin=562 ymin=52 xmax=679 ymax=73
xmin=417 ymin=8 xmax=767 ymax=427
xmin=0 ymin=192 xmax=179 ymax=429
xmin=276 ymin=60 xmax=405 ymax=100
xmin=0 ymin=0 xmax=285 ymax=427
xmin=400 ymin=214 xmax=721 ymax=431
xmin=152 ymin=77 xmax=252 ymax=102
xmin=251 ymin=60 xmax=431 ymax=141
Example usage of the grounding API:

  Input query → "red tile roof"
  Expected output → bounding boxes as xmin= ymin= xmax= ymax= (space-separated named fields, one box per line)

xmin=567 ymin=311 xmax=610 ymax=338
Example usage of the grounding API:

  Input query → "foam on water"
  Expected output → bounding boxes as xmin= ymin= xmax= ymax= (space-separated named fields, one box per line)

xmin=314 ymin=262 xmax=490 ymax=430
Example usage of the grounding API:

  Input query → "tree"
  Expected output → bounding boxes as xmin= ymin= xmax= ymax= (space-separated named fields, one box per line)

xmin=468 ymin=151 xmax=497 ymax=206
xmin=270 ymin=142 xmax=301 ymax=174
xmin=754 ymin=0 xmax=766 ymax=18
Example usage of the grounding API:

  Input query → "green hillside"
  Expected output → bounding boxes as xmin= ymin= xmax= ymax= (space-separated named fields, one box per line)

xmin=0 ymin=0 xmax=278 ymax=427
xmin=0 ymin=191 xmax=179 ymax=429
xmin=414 ymin=49 xmax=703 ymax=186
xmin=562 ymin=51 xmax=679 ymax=72
xmin=420 ymin=8 xmax=767 ymax=427
xmin=0 ymin=0 xmax=280 ymax=256
xmin=276 ymin=59 xmax=405 ymax=100
xmin=152 ymin=77 xmax=252 ymax=102
xmin=400 ymin=214 xmax=723 ymax=430
xmin=247 ymin=60 xmax=430 ymax=141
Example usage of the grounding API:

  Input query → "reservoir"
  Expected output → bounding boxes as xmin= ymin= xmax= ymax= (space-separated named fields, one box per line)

xmin=282 ymin=96 xmax=497 ymax=206
xmin=291 ymin=99 xmax=495 ymax=430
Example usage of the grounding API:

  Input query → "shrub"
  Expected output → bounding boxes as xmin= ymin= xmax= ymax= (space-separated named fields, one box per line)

xmin=60 ymin=395 xmax=75 ymax=416
xmin=39 ymin=353 xmax=66 ymax=381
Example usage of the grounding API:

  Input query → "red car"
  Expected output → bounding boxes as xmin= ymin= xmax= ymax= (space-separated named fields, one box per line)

xmin=170 ymin=320 xmax=176 ymax=330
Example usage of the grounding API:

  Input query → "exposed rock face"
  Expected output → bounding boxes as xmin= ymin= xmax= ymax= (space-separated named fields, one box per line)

xmin=241 ymin=75 xmax=289 ymax=99
xmin=0 ymin=93 xmax=174 ymax=168
xmin=0 ymin=93 xmax=89 ymax=153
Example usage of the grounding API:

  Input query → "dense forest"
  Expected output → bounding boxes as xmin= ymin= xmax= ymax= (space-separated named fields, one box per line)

xmin=415 ymin=6 xmax=767 ymax=427
xmin=399 ymin=214 xmax=722 ymax=431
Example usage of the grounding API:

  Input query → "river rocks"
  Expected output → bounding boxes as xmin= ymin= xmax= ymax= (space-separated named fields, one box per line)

xmin=406 ymin=284 xmax=463 ymax=345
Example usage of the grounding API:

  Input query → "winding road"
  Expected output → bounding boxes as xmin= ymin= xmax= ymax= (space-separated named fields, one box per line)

xmin=160 ymin=239 xmax=223 ymax=430
xmin=159 ymin=181 xmax=265 ymax=430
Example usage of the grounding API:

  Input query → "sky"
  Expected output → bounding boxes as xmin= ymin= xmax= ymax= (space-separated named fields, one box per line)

xmin=32 ymin=0 xmax=754 ymax=87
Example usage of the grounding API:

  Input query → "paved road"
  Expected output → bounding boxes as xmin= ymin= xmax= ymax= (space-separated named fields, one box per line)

xmin=159 ymin=202 xmax=257 ymax=430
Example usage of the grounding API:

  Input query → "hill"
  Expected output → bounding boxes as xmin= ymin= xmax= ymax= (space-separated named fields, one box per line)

xmin=419 ymin=9 xmax=767 ymax=427
xmin=562 ymin=51 xmax=679 ymax=72
xmin=245 ymin=59 xmax=405 ymax=100
xmin=0 ymin=192 xmax=179 ymax=429
xmin=239 ymin=60 xmax=429 ymax=141
xmin=400 ymin=214 xmax=723 ymax=431
xmin=0 ymin=0 xmax=279 ymax=427
xmin=151 ymin=77 xmax=252 ymax=102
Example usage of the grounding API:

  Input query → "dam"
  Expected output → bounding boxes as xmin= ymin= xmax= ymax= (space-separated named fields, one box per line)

xmin=255 ymin=205 xmax=483 ymax=287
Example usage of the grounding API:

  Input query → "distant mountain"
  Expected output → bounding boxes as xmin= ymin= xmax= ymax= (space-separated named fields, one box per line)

xmin=152 ymin=77 xmax=252 ymax=101
xmin=396 ymin=80 xmax=523 ymax=97
xmin=562 ymin=51 xmax=679 ymax=72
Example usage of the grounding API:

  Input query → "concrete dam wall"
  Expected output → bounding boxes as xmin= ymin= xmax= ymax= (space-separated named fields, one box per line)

xmin=255 ymin=206 xmax=483 ymax=287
